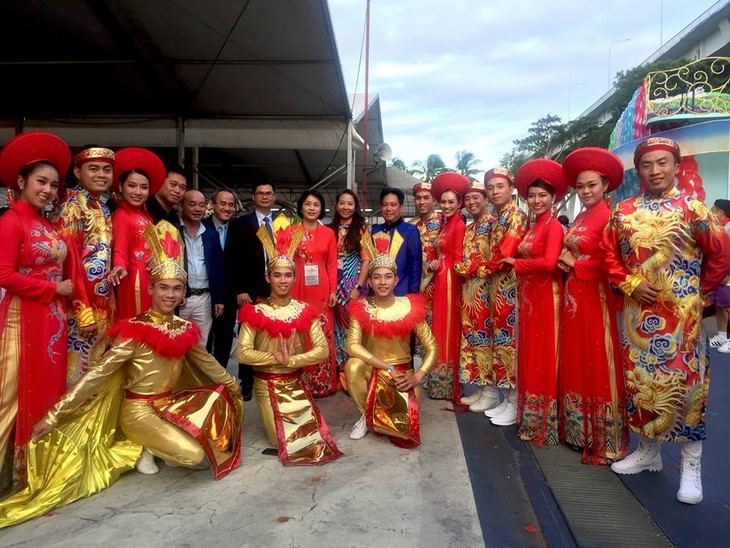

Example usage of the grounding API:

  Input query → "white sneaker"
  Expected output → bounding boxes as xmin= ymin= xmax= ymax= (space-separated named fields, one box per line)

xmin=470 ymin=387 xmax=499 ymax=412
xmin=718 ymin=340 xmax=730 ymax=353
xmin=709 ymin=333 xmax=727 ymax=347
xmin=349 ymin=415 xmax=368 ymax=440
xmin=677 ymin=441 xmax=703 ymax=504
xmin=136 ymin=449 xmax=160 ymax=475
xmin=484 ymin=397 xmax=508 ymax=418
xmin=490 ymin=402 xmax=517 ymax=426
xmin=611 ymin=436 xmax=662 ymax=474
xmin=460 ymin=388 xmax=482 ymax=406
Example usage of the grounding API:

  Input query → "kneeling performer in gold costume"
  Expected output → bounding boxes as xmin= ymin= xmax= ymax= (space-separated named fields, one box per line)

xmin=0 ymin=221 xmax=242 ymax=529
xmin=237 ymin=222 xmax=342 ymax=466
xmin=345 ymin=236 xmax=438 ymax=448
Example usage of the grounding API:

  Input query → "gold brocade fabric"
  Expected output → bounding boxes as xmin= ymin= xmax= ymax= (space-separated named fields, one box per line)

xmin=238 ymin=299 xmax=340 ymax=465
xmin=0 ymin=369 xmax=141 ymax=528
xmin=0 ymin=298 xmax=20 ymax=478
xmin=368 ymin=368 xmax=418 ymax=444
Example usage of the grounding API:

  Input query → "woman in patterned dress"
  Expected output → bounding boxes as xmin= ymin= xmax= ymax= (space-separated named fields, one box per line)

xmin=558 ymin=148 xmax=628 ymax=464
xmin=0 ymin=132 xmax=72 ymax=495
xmin=292 ymin=190 xmax=338 ymax=397
xmin=425 ymin=173 xmax=468 ymax=402
xmin=328 ymin=190 xmax=370 ymax=381
xmin=501 ymin=160 xmax=566 ymax=445
xmin=109 ymin=148 xmax=166 ymax=320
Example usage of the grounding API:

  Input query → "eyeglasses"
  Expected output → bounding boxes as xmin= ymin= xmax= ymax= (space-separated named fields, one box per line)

xmin=254 ymin=191 xmax=275 ymax=197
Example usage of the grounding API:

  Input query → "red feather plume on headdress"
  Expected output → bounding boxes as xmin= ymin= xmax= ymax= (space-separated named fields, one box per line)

xmin=274 ymin=226 xmax=294 ymax=257
xmin=374 ymin=236 xmax=390 ymax=255
xmin=160 ymin=231 xmax=181 ymax=259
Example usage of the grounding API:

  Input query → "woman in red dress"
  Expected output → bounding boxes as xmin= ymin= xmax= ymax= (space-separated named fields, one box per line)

xmin=292 ymin=190 xmax=338 ymax=397
xmin=0 ymin=132 xmax=72 ymax=494
xmin=425 ymin=172 xmax=468 ymax=402
xmin=558 ymin=148 xmax=629 ymax=464
xmin=108 ymin=148 xmax=166 ymax=320
xmin=501 ymin=160 xmax=566 ymax=444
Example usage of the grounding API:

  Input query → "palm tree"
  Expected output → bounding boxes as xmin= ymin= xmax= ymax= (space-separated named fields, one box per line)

xmin=411 ymin=154 xmax=448 ymax=183
xmin=391 ymin=157 xmax=410 ymax=173
xmin=454 ymin=150 xmax=483 ymax=181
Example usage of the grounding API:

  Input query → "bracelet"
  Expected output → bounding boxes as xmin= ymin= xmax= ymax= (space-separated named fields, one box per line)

xmin=355 ymin=285 xmax=362 ymax=291
xmin=386 ymin=365 xmax=395 ymax=373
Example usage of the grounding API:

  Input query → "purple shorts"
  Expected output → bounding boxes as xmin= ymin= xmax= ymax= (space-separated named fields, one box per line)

xmin=714 ymin=285 xmax=730 ymax=307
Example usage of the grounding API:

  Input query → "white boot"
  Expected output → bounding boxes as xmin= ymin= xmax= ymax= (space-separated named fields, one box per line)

xmin=485 ymin=390 xmax=508 ymax=418
xmin=349 ymin=415 xmax=368 ymax=440
xmin=491 ymin=389 xmax=517 ymax=426
xmin=470 ymin=386 xmax=499 ymax=412
xmin=460 ymin=386 xmax=482 ymax=406
xmin=677 ymin=441 xmax=703 ymax=504
xmin=136 ymin=449 xmax=159 ymax=475
xmin=611 ymin=435 xmax=662 ymax=474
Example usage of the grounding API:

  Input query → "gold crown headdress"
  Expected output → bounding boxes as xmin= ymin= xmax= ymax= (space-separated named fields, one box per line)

xmin=143 ymin=221 xmax=187 ymax=284
xmin=361 ymin=231 xmax=402 ymax=274
xmin=256 ymin=214 xmax=304 ymax=271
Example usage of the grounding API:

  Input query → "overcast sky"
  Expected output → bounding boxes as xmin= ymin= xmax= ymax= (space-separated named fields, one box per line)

xmin=328 ymin=0 xmax=722 ymax=172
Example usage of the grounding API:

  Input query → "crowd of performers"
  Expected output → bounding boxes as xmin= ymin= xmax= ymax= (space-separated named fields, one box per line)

xmin=0 ymin=131 xmax=729 ymax=528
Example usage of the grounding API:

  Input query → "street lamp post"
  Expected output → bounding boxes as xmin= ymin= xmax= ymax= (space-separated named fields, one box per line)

xmin=608 ymin=38 xmax=631 ymax=90
xmin=568 ymin=81 xmax=587 ymax=122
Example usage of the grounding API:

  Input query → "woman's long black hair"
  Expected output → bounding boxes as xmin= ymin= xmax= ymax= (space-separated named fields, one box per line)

xmin=328 ymin=189 xmax=365 ymax=252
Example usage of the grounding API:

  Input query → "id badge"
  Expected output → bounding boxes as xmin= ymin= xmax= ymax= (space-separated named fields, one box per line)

xmin=304 ymin=264 xmax=320 ymax=286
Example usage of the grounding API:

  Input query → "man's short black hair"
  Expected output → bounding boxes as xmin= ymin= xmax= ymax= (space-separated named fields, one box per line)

xmin=166 ymin=164 xmax=188 ymax=180
xmin=715 ymin=199 xmax=730 ymax=217
xmin=380 ymin=186 xmax=404 ymax=205
xmin=252 ymin=179 xmax=276 ymax=194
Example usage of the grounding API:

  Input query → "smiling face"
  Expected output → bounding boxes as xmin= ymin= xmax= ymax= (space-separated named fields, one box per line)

xmin=120 ymin=172 xmax=150 ymax=208
xmin=266 ymin=267 xmax=295 ymax=298
xmin=486 ymin=177 xmax=513 ymax=210
xmin=252 ymin=183 xmax=275 ymax=211
xmin=463 ymin=190 xmax=487 ymax=218
xmin=574 ymin=170 xmax=608 ymax=208
xmin=380 ymin=192 xmax=403 ymax=223
xmin=414 ymin=190 xmax=435 ymax=216
xmin=74 ymin=161 xmax=113 ymax=196
xmin=301 ymin=194 xmax=322 ymax=222
xmin=370 ymin=267 xmax=397 ymax=298
xmin=526 ymin=184 xmax=554 ymax=216
xmin=637 ymin=150 xmax=679 ymax=196
xmin=212 ymin=190 xmax=235 ymax=223
xmin=18 ymin=164 xmax=60 ymax=210
xmin=181 ymin=190 xmax=206 ymax=223
xmin=336 ymin=192 xmax=356 ymax=221
xmin=158 ymin=172 xmax=187 ymax=208
xmin=151 ymin=279 xmax=185 ymax=314
xmin=440 ymin=190 xmax=461 ymax=218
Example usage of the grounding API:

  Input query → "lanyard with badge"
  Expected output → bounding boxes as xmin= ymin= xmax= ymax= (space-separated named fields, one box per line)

xmin=301 ymin=226 xmax=320 ymax=286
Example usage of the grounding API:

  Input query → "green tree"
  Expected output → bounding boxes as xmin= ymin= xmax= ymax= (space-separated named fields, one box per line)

xmin=391 ymin=157 xmax=410 ymax=173
xmin=454 ymin=150 xmax=483 ymax=181
xmin=411 ymin=154 xmax=449 ymax=183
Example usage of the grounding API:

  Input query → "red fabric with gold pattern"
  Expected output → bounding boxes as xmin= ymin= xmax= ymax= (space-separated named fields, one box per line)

xmin=347 ymin=294 xmax=427 ymax=338
xmin=114 ymin=147 xmax=167 ymax=196
xmin=632 ymin=136 xmax=681 ymax=168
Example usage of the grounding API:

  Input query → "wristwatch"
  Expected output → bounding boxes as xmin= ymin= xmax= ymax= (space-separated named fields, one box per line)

xmin=386 ymin=365 xmax=395 ymax=374
xmin=355 ymin=284 xmax=362 ymax=291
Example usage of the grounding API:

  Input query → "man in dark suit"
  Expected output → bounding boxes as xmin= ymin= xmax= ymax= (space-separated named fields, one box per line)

xmin=226 ymin=180 xmax=276 ymax=400
xmin=204 ymin=189 xmax=238 ymax=370
xmin=179 ymin=189 xmax=224 ymax=346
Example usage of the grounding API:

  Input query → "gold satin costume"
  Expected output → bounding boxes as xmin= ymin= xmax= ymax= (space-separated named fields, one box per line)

xmin=237 ymin=297 xmax=342 ymax=465
xmin=345 ymin=296 xmax=438 ymax=446
xmin=0 ymin=310 xmax=242 ymax=529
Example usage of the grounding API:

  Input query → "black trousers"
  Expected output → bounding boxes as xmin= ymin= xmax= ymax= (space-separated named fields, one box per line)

xmin=206 ymin=302 xmax=237 ymax=370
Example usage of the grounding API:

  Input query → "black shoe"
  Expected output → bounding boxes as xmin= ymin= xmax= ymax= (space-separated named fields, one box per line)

xmin=242 ymin=385 xmax=253 ymax=401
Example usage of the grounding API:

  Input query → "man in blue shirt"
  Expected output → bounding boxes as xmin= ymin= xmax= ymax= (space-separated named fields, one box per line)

xmin=371 ymin=187 xmax=422 ymax=296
